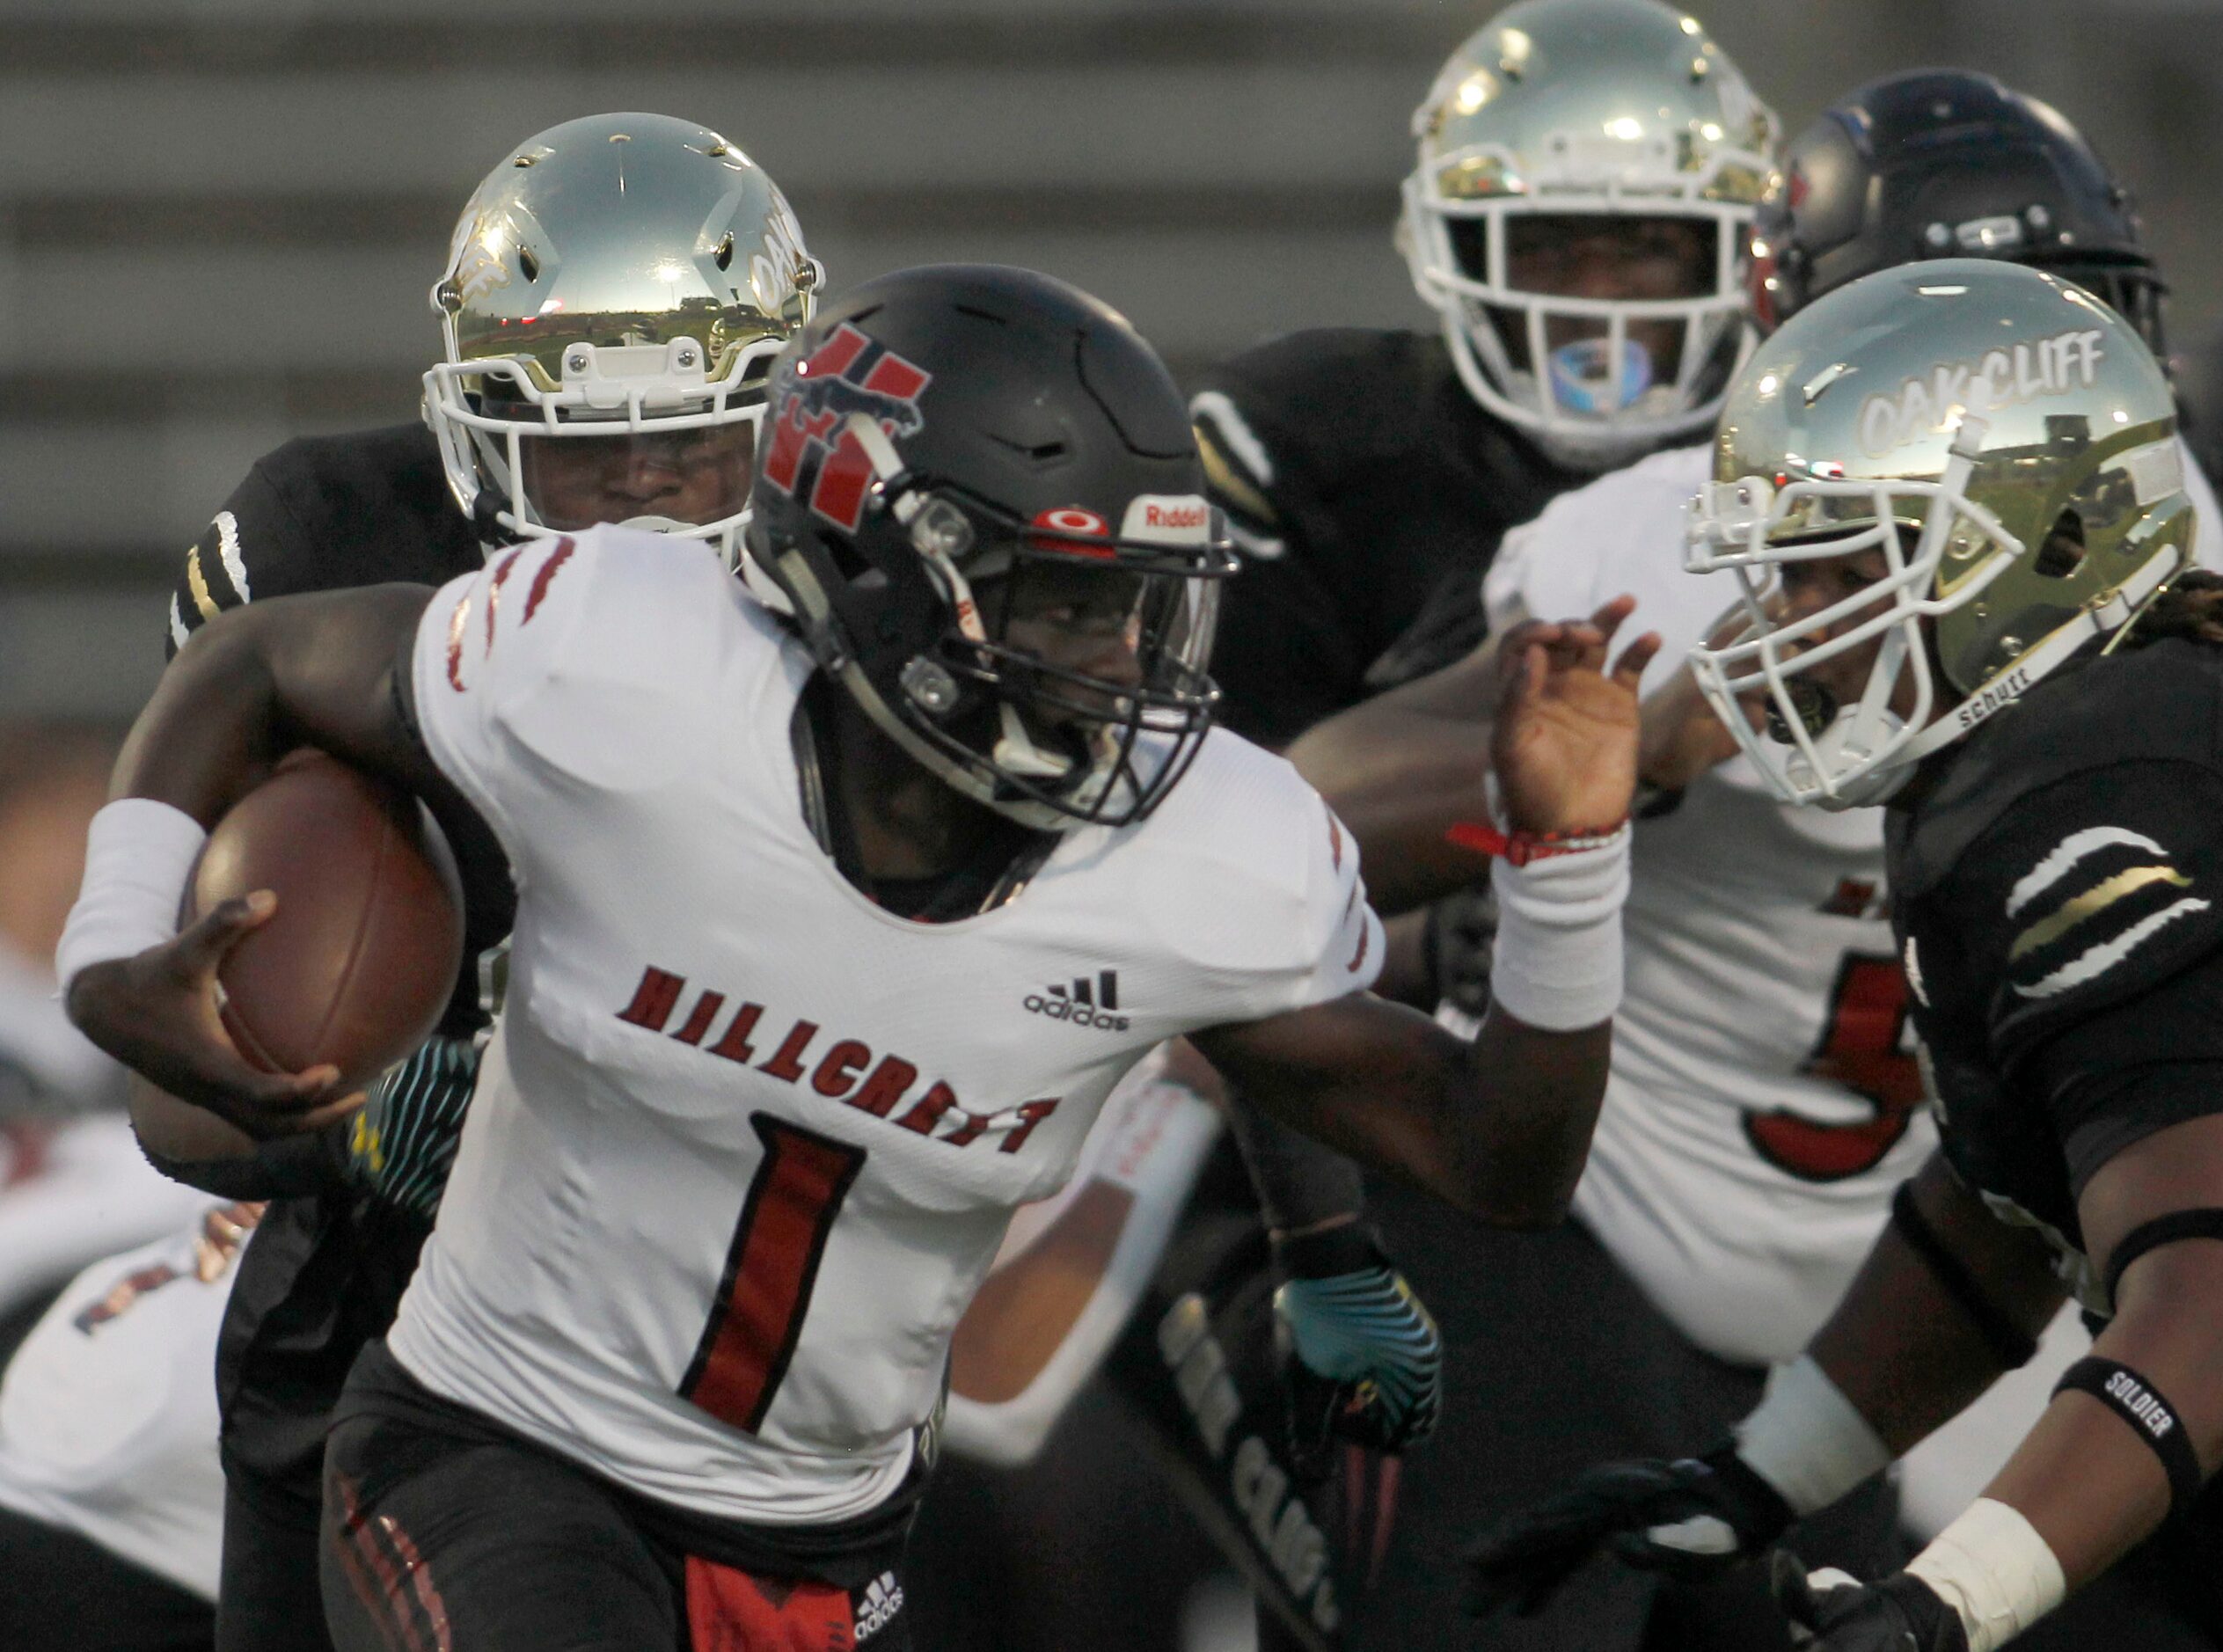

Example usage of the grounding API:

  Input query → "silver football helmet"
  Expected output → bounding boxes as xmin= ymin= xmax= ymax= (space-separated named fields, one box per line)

xmin=424 ymin=113 xmax=821 ymax=567
xmin=1686 ymin=259 xmax=2194 ymax=808
xmin=1400 ymin=0 xmax=1777 ymax=467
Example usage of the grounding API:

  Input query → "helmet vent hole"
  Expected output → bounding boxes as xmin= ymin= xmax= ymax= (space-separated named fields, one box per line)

xmin=987 ymin=434 xmax=1067 ymax=464
xmin=713 ymin=233 xmax=735 ymax=272
xmin=954 ymin=303 xmax=1010 ymax=326
xmin=2036 ymin=508 xmax=2086 ymax=578
xmin=518 ymin=246 xmax=541 ymax=283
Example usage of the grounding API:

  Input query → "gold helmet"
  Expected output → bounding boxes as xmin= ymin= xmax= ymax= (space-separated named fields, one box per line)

xmin=424 ymin=113 xmax=821 ymax=566
xmin=1686 ymin=257 xmax=2195 ymax=808
xmin=1400 ymin=0 xmax=1777 ymax=466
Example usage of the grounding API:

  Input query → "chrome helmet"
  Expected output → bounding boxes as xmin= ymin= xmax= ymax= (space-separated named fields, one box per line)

xmin=1686 ymin=258 xmax=2194 ymax=808
xmin=424 ymin=113 xmax=821 ymax=567
xmin=1400 ymin=0 xmax=1778 ymax=467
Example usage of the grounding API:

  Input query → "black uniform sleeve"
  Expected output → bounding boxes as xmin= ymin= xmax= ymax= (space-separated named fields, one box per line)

xmin=166 ymin=457 xmax=311 ymax=657
xmin=1940 ymin=758 xmax=2223 ymax=1192
xmin=1190 ymin=387 xmax=1370 ymax=748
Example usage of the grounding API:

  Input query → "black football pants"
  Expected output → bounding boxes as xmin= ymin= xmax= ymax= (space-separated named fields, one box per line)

xmin=319 ymin=1400 xmax=910 ymax=1652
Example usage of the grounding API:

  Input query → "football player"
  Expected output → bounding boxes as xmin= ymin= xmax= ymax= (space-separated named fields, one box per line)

xmin=1471 ymin=257 xmax=2223 ymax=1648
xmin=127 ymin=112 xmax=818 ymax=1652
xmin=1190 ymin=0 xmax=1775 ymax=749
xmin=0 ymin=1202 xmax=259 ymax=1652
xmin=61 ymin=264 xmax=1655 ymax=1648
xmin=1289 ymin=68 xmax=2222 ymax=1651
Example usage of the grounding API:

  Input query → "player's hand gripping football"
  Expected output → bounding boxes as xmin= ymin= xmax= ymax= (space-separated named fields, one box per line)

xmin=1492 ymin=597 xmax=1662 ymax=837
xmin=1272 ymin=1223 xmax=1444 ymax=1479
xmin=1464 ymin=1444 xmax=1793 ymax=1618
xmin=66 ymin=892 xmax=358 ymax=1139
xmin=1771 ymin=1553 xmax=1968 ymax=1651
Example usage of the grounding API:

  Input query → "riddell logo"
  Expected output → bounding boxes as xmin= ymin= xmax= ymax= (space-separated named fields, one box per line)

xmin=1144 ymin=501 xmax=1207 ymax=530
xmin=1024 ymin=969 xmax=1130 ymax=1031
xmin=855 ymin=1572 xmax=903 ymax=1641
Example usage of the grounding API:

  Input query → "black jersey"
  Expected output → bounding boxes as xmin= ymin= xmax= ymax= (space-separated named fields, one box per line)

xmin=1189 ymin=328 xmax=1585 ymax=748
xmin=1890 ymin=639 xmax=2223 ymax=1313
xmin=168 ymin=423 xmax=510 ymax=1517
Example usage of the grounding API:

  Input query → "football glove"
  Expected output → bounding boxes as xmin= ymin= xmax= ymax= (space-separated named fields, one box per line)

xmin=1772 ymin=1553 xmax=1969 ymax=1652
xmin=1464 ymin=1444 xmax=1793 ymax=1618
xmin=1271 ymin=1224 xmax=1444 ymax=1479
xmin=348 ymin=1033 xmax=482 ymax=1220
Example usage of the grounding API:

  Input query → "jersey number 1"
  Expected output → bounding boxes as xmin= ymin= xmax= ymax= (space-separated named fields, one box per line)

xmin=681 ymin=1115 xmax=867 ymax=1434
xmin=1746 ymin=954 xmax=1922 ymax=1182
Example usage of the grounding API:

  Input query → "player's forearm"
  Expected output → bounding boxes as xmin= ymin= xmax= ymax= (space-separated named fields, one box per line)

xmin=1986 ymin=1241 xmax=2223 ymax=1588
xmin=1223 ymin=1097 xmax=1366 ymax=1237
xmin=1808 ymin=1154 xmax=2066 ymax=1455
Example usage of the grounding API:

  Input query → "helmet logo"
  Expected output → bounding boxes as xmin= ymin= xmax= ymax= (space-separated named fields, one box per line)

xmin=1029 ymin=507 xmax=1114 ymax=557
xmin=1856 ymin=325 xmax=2106 ymax=458
xmin=762 ymin=323 xmax=933 ymax=531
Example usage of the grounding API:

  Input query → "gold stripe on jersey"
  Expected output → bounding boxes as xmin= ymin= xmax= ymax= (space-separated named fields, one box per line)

xmin=1196 ymin=428 xmax=1277 ymax=526
xmin=2008 ymin=864 xmax=2192 ymax=962
xmin=185 ymin=544 xmax=221 ymax=621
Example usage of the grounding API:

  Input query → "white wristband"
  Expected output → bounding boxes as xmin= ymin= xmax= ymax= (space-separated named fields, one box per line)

xmin=54 ymin=799 xmax=208 ymax=996
xmin=1734 ymin=1354 xmax=1892 ymax=1517
xmin=1486 ymin=824 xmax=1630 ymax=1031
xmin=1906 ymin=1498 xmax=2066 ymax=1652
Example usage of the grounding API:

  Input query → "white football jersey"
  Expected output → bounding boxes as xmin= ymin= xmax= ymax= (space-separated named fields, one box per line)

xmin=0 ymin=1204 xmax=254 ymax=1602
xmin=394 ymin=527 xmax=1382 ymax=1526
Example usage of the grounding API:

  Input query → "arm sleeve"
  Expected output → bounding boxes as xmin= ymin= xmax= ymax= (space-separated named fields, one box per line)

xmin=1944 ymin=760 xmax=2223 ymax=1193
xmin=165 ymin=460 xmax=311 ymax=658
xmin=1190 ymin=391 xmax=1369 ymax=748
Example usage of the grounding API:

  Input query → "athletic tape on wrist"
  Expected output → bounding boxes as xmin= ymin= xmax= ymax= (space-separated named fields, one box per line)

xmin=55 ymin=799 xmax=208 ymax=995
xmin=1905 ymin=1498 xmax=2066 ymax=1652
xmin=1732 ymin=1354 xmax=1891 ymax=1517
xmin=1485 ymin=824 xmax=1630 ymax=1031
xmin=1890 ymin=1182 xmax=2040 ymax=1370
xmin=2053 ymin=1356 xmax=2204 ymax=1521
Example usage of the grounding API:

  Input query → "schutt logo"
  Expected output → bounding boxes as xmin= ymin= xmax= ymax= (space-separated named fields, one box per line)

xmin=760 ymin=323 xmax=932 ymax=532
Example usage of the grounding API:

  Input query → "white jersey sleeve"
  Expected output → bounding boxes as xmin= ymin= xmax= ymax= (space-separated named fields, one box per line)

xmin=410 ymin=523 xmax=737 ymax=858
xmin=1486 ymin=442 xmax=1722 ymax=699
xmin=1119 ymin=732 xmax=1386 ymax=1023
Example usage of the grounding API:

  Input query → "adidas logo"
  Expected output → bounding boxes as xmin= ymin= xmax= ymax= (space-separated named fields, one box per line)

xmin=1023 ymin=969 xmax=1130 ymax=1031
xmin=856 ymin=1571 xmax=904 ymax=1641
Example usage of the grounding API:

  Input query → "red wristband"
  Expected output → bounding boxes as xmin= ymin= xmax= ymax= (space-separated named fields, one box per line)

xmin=1444 ymin=818 xmax=1629 ymax=867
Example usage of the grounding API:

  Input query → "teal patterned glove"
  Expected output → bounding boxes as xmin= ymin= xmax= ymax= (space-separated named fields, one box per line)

xmin=349 ymin=1034 xmax=482 ymax=1220
xmin=1273 ymin=1224 xmax=1444 ymax=1478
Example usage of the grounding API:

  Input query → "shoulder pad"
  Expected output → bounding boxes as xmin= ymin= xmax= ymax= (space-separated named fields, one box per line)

xmin=1899 ymin=640 xmax=2223 ymax=901
xmin=453 ymin=526 xmax=744 ymax=793
xmin=1122 ymin=730 xmax=1381 ymax=1008
xmin=1196 ymin=329 xmax=1469 ymax=476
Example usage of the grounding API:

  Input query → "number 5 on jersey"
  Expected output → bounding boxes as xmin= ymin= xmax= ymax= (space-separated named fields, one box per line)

xmin=682 ymin=1115 xmax=867 ymax=1433
xmin=1747 ymin=954 xmax=1922 ymax=1182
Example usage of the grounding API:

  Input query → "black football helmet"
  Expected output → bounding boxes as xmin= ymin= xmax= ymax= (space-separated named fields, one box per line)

xmin=745 ymin=265 xmax=1237 ymax=832
xmin=1752 ymin=69 xmax=2167 ymax=355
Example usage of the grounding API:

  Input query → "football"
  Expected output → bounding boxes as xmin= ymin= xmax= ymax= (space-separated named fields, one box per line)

xmin=187 ymin=749 xmax=464 ymax=1091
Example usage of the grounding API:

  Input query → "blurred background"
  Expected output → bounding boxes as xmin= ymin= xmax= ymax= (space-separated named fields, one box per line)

xmin=3 ymin=0 xmax=2221 ymax=723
